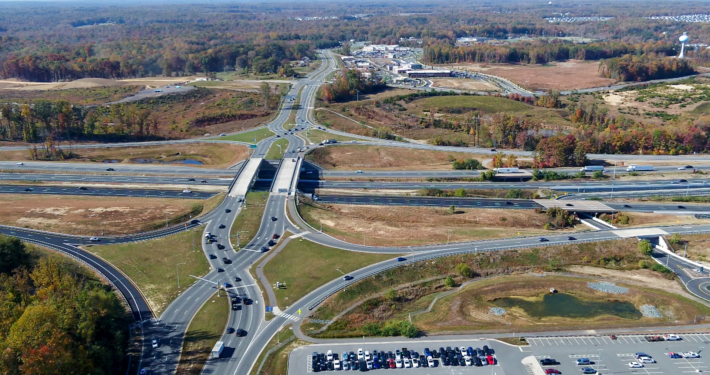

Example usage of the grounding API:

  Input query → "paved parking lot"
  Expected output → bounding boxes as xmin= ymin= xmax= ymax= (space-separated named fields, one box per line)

xmin=524 ymin=333 xmax=709 ymax=375
xmin=289 ymin=332 xmax=710 ymax=375
xmin=289 ymin=339 xmax=507 ymax=375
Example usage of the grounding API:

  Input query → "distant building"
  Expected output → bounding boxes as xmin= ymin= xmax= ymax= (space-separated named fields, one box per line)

xmin=407 ymin=70 xmax=451 ymax=78
xmin=341 ymin=56 xmax=355 ymax=61
xmin=362 ymin=44 xmax=399 ymax=52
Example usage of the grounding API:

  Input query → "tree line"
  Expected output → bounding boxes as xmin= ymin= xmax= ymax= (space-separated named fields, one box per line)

xmin=598 ymin=53 xmax=695 ymax=82
xmin=319 ymin=69 xmax=387 ymax=103
xmin=0 ymin=235 xmax=131 ymax=374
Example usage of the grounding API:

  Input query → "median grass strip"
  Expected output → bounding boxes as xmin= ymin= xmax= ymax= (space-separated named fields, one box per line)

xmin=230 ymin=191 xmax=269 ymax=249
xmin=261 ymin=237 xmax=395 ymax=309
xmin=176 ymin=292 xmax=229 ymax=375
xmin=265 ymin=138 xmax=289 ymax=160
xmin=216 ymin=127 xmax=274 ymax=144
xmin=88 ymin=228 xmax=209 ymax=315
xmin=305 ymin=129 xmax=363 ymax=143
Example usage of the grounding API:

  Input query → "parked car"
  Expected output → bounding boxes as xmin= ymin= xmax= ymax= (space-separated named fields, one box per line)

xmin=669 ymin=352 xmax=683 ymax=358
xmin=683 ymin=352 xmax=700 ymax=358
xmin=544 ymin=369 xmax=561 ymax=375
xmin=628 ymin=361 xmax=643 ymax=368
xmin=151 ymin=339 xmax=159 ymax=348
xmin=581 ymin=368 xmax=597 ymax=374
xmin=665 ymin=334 xmax=682 ymax=341
xmin=540 ymin=358 xmax=558 ymax=366
xmin=576 ymin=358 xmax=591 ymax=365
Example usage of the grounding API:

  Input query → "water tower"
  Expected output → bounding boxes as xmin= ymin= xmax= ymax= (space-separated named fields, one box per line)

xmin=679 ymin=32 xmax=689 ymax=59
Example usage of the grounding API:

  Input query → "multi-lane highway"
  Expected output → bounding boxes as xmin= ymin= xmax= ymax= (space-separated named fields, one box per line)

xmin=0 ymin=161 xmax=237 ymax=176
xmin=0 ymin=172 xmax=232 ymax=186
xmin=0 ymin=184 xmax=218 ymax=199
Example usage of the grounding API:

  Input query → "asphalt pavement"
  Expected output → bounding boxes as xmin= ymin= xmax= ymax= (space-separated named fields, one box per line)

xmin=0 ymin=184 xmax=217 ymax=199
xmin=0 ymin=161 xmax=236 ymax=176
xmin=0 ymin=173 xmax=231 ymax=186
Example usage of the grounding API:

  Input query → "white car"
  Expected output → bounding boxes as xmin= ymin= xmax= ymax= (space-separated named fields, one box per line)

xmin=684 ymin=352 xmax=701 ymax=358
xmin=639 ymin=357 xmax=656 ymax=363
xmin=182 ymin=189 xmax=191 ymax=193
xmin=460 ymin=346 xmax=467 ymax=354
xmin=427 ymin=356 xmax=435 ymax=367
xmin=665 ymin=334 xmax=682 ymax=341
xmin=629 ymin=361 xmax=644 ymax=368
xmin=89 ymin=237 xmax=100 ymax=242
xmin=16 ymin=162 xmax=23 ymax=165
xmin=366 ymin=361 xmax=373 ymax=370
xmin=395 ymin=359 xmax=402 ymax=368
xmin=357 ymin=348 xmax=364 ymax=360
xmin=412 ymin=358 xmax=420 ymax=368
xmin=326 ymin=350 xmax=333 ymax=361
xmin=403 ymin=358 xmax=411 ymax=368
xmin=464 ymin=356 xmax=472 ymax=366
xmin=333 ymin=360 xmax=341 ymax=370
xmin=364 ymin=351 xmax=371 ymax=361
xmin=151 ymin=339 xmax=158 ymax=348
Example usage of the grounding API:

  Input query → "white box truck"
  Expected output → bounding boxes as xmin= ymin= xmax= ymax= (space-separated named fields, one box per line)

xmin=211 ymin=341 xmax=224 ymax=359
xmin=580 ymin=166 xmax=604 ymax=172
xmin=626 ymin=165 xmax=653 ymax=172
xmin=494 ymin=167 xmax=520 ymax=173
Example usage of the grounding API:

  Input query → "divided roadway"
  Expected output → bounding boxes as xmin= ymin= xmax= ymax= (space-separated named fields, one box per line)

xmin=0 ymin=184 xmax=217 ymax=199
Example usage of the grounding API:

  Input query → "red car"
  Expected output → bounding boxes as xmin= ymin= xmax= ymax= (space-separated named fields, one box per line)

xmin=388 ymin=359 xmax=396 ymax=369
xmin=487 ymin=355 xmax=495 ymax=365
xmin=545 ymin=369 xmax=562 ymax=375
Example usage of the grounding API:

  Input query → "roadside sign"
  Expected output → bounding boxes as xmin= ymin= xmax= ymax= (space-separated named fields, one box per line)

xmin=249 ymin=145 xmax=257 ymax=149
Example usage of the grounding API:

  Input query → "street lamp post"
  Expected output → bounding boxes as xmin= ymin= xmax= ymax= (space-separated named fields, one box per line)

xmin=99 ymin=220 xmax=103 ymax=236
xmin=176 ymin=262 xmax=186 ymax=289
xmin=447 ymin=229 xmax=451 ymax=245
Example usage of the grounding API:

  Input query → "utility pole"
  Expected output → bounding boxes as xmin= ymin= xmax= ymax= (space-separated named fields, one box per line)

xmin=165 ymin=212 xmax=169 ymax=228
xmin=99 ymin=220 xmax=103 ymax=236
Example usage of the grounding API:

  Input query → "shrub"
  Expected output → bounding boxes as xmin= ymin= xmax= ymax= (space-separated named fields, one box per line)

xmin=445 ymin=276 xmax=455 ymax=287
xmin=651 ymin=263 xmax=672 ymax=274
xmin=639 ymin=260 xmax=650 ymax=269
xmin=638 ymin=240 xmax=653 ymax=256
xmin=592 ymin=170 xmax=604 ymax=179
xmin=455 ymin=263 xmax=473 ymax=278
xmin=668 ymin=233 xmax=683 ymax=245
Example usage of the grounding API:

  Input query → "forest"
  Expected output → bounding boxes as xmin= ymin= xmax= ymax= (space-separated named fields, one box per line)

xmin=0 ymin=236 xmax=131 ymax=375
xmin=319 ymin=69 xmax=387 ymax=102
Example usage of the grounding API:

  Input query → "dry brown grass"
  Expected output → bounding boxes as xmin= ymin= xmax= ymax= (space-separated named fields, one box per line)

xmin=299 ymin=202 xmax=581 ymax=246
xmin=430 ymin=78 xmax=500 ymax=91
xmin=414 ymin=275 xmax=709 ymax=333
xmin=676 ymin=233 xmax=710 ymax=263
xmin=306 ymin=145 xmax=486 ymax=170
xmin=619 ymin=212 xmax=710 ymax=228
xmin=0 ymin=193 xmax=222 ymax=235
xmin=432 ymin=60 xmax=616 ymax=91
xmin=0 ymin=143 xmax=248 ymax=169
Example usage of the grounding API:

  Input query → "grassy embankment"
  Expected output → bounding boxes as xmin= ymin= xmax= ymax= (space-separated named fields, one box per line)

xmin=305 ymin=129 xmax=362 ymax=144
xmin=229 ymin=191 xmax=269 ymax=249
xmin=216 ymin=128 xmax=274 ymax=144
xmin=261 ymin=236 xmax=395 ymax=309
xmin=176 ymin=292 xmax=230 ymax=375
xmin=265 ymin=138 xmax=290 ymax=160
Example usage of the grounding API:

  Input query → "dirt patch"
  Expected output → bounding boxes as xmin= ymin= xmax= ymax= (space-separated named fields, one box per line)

xmin=306 ymin=145 xmax=487 ymax=170
xmin=0 ymin=194 xmax=216 ymax=235
xmin=430 ymin=78 xmax=499 ymax=91
xmin=434 ymin=60 xmax=616 ymax=91
xmin=299 ymin=202 xmax=582 ymax=246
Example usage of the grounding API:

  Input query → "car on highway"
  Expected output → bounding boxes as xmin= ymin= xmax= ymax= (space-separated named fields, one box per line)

xmin=260 ymin=246 xmax=269 ymax=252
xmin=236 ymin=329 xmax=246 ymax=336
xmin=151 ymin=339 xmax=159 ymax=348
xmin=343 ymin=275 xmax=353 ymax=281
xmin=16 ymin=162 xmax=23 ymax=165
xmin=683 ymin=352 xmax=700 ymax=358
xmin=544 ymin=369 xmax=561 ymax=374
xmin=220 ymin=133 xmax=226 ymax=137
xmin=182 ymin=189 xmax=191 ymax=193
xmin=209 ymin=254 xmax=217 ymax=259
xmin=222 ymin=257 xmax=231 ymax=264
xmin=106 ymin=168 xmax=115 ymax=171
xmin=272 ymin=234 xmax=279 ymax=239
xmin=678 ymin=205 xmax=686 ymax=209
xmin=397 ymin=257 xmax=407 ymax=262
xmin=568 ymin=236 xmax=576 ymax=241
xmin=539 ymin=237 xmax=549 ymax=242
xmin=271 ymin=216 xmax=277 ymax=221
xmin=234 ymin=276 xmax=241 ymax=282
xmin=581 ymin=368 xmax=597 ymax=374
xmin=188 ymin=178 xmax=195 ymax=181
xmin=679 ymin=179 xmax=688 ymax=182
xmin=78 ymin=186 xmax=88 ymax=190
xmin=623 ymin=204 xmax=631 ymax=208
xmin=628 ymin=361 xmax=643 ymax=368
xmin=218 ymin=224 xmax=225 ymax=229
xmin=201 ymin=180 xmax=207 ymax=183
xmin=217 ymin=268 xmax=224 ymax=272
xmin=356 ymin=170 xmax=363 ymax=173
xmin=216 ymin=244 xmax=225 ymax=250
xmin=23 ymin=188 xmax=32 ymax=192
xmin=89 ymin=237 xmax=100 ymax=242
xmin=225 ymin=209 xmax=231 ymax=213
xmin=679 ymin=165 xmax=694 ymax=170
xmin=154 ymin=89 xmax=162 ymax=92
xmin=226 ymin=327 xmax=235 ymax=334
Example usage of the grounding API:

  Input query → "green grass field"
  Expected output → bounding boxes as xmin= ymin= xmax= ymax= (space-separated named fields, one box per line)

xmin=262 ymin=237 xmax=395 ymax=308
xmin=416 ymin=95 xmax=532 ymax=113
xmin=176 ymin=292 xmax=230 ymax=374
xmin=265 ymin=138 xmax=290 ymax=160
xmin=230 ymin=191 xmax=269 ymax=249
xmin=88 ymin=228 xmax=209 ymax=315
xmin=306 ymin=129 xmax=363 ymax=144
xmin=215 ymin=128 xmax=274 ymax=144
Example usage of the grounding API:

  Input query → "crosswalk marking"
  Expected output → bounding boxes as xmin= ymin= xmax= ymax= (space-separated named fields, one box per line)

xmin=278 ymin=312 xmax=300 ymax=321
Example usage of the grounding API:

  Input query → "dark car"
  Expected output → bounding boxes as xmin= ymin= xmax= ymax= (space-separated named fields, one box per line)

xmin=222 ymin=257 xmax=231 ymax=264
xmin=79 ymin=186 xmax=88 ymax=190
xmin=343 ymin=275 xmax=354 ymax=281
xmin=678 ymin=205 xmax=686 ymax=209
xmin=623 ymin=204 xmax=631 ymax=208
xmin=226 ymin=327 xmax=235 ymax=334
xmin=225 ymin=209 xmax=231 ymax=213
xmin=544 ymin=369 xmax=561 ymax=374
xmin=271 ymin=217 xmax=278 ymax=221
xmin=581 ymin=368 xmax=597 ymax=374
xmin=276 ymin=135 xmax=281 ymax=138
xmin=397 ymin=257 xmax=406 ymax=262
xmin=540 ymin=358 xmax=559 ymax=366
xmin=209 ymin=254 xmax=217 ymax=259
xmin=260 ymin=246 xmax=269 ymax=252
xmin=217 ymin=244 xmax=225 ymax=250
xmin=568 ymin=236 xmax=576 ymax=241
xmin=191 ymin=219 xmax=200 ymax=224
xmin=272 ymin=234 xmax=280 ymax=239
xmin=268 ymin=240 xmax=276 ymax=246
xmin=473 ymin=356 xmax=482 ymax=366
xmin=539 ymin=237 xmax=549 ymax=242
xmin=106 ymin=168 xmax=115 ymax=171
xmin=23 ymin=188 xmax=32 ymax=192
xmin=236 ymin=329 xmax=246 ymax=337
xmin=679 ymin=179 xmax=688 ymax=183
xmin=565 ymin=203 xmax=573 ymax=207
xmin=217 ymin=268 xmax=224 ymax=272
xmin=219 ymin=224 xmax=225 ymax=229
xmin=506 ymin=201 xmax=513 ymax=205
xmin=235 ymin=276 xmax=241 ymax=282
xmin=482 ymin=346 xmax=490 ymax=355
xmin=188 ymin=178 xmax=195 ymax=181
xmin=490 ymin=148 xmax=496 ymax=152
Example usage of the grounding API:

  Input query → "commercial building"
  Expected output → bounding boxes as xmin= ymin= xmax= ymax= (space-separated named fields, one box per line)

xmin=407 ymin=70 xmax=451 ymax=78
